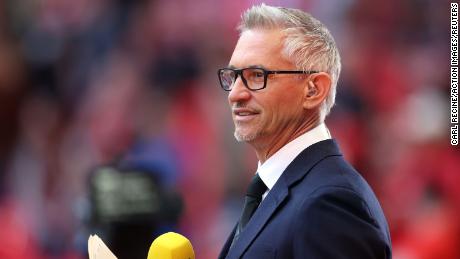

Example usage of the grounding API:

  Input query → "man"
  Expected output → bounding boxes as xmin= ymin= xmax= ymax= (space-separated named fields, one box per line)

xmin=217 ymin=4 xmax=391 ymax=259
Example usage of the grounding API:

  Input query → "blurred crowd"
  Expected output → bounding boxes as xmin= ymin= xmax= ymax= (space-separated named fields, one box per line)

xmin=0 ymin=0 xmax=458 ymax=258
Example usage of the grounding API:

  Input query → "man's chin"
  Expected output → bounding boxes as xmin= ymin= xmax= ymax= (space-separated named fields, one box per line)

xmin=234 ymin=130 xmax=259 ymax=142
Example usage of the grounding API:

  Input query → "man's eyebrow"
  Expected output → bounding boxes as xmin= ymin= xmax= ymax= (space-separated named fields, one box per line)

xmin=226 ymin=64 xmax=267 ymax=69
xmin=248 ymin=64 xmax=267 ymax=69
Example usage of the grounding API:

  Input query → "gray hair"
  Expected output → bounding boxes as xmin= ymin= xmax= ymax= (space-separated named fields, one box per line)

xmin=238 ymin=4 xmax=341 ymax=121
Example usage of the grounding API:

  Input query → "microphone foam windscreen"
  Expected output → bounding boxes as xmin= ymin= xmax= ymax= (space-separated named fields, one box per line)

xmin=147 ymin=232 xmax=194 ymax=259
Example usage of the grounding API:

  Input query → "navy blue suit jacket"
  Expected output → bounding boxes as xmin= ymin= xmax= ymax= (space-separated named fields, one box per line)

xmin=219 ymin=139 xmax=391 ymax=259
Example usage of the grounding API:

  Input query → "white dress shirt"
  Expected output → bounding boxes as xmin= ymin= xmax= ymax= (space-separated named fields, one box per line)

xmin=257 ymin=123 xmax=331 ymax=199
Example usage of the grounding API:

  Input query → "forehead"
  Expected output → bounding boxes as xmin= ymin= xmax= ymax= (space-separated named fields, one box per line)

xmin=229 ymin=29 xmax=293 ymax=69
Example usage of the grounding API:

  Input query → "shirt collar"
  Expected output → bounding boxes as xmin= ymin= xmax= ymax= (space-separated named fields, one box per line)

xmin=257 ymin=123 xmax=331 ymax=191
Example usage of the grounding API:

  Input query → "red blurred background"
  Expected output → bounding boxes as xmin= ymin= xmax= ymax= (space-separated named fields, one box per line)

xmin=0 ymin=0 xmax=458 ymax=258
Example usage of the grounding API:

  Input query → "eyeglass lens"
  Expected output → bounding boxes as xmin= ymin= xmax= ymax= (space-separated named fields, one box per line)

xmin=220 ymin=68 xmax=265 ymax=90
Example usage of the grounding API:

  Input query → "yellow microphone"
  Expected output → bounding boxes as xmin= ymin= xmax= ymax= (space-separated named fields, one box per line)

xmin=147 ymin=232 xmax=195 ymax=259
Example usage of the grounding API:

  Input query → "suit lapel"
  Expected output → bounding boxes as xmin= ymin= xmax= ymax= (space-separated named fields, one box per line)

xmin=218 ymin=224 xmax=237 ymax=259
xmin=225 ymin=184 xmax=289 ymax=259
xmin=223 ymin=140 xmax=342 ymax=258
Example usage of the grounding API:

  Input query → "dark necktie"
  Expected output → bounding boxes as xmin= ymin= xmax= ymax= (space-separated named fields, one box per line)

xmin=231 ymin=174 xmax=268 ymax=246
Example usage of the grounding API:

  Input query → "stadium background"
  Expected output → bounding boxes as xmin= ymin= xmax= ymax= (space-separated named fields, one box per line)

xmin=0 ymin=0 xmax=458 ymax=258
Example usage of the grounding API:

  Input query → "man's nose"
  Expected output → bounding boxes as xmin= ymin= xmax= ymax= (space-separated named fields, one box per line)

xmin=228 ymin=77 xmax=251 ymax=103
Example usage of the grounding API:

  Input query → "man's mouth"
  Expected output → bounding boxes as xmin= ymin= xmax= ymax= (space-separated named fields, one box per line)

xmin=232 ymin=108 xmax=260 ymax=120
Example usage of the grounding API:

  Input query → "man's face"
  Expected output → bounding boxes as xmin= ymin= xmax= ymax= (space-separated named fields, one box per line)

xmin=228 ymin=29 xmax=307 ymax=147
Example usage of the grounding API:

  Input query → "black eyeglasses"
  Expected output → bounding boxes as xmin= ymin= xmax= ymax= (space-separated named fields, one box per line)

xmin=217 ymin=67 xmax=318 ymax=91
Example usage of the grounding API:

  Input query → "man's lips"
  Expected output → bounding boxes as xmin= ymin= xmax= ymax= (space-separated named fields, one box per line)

xmin=232 ymin=108 xmax=260 ymax=120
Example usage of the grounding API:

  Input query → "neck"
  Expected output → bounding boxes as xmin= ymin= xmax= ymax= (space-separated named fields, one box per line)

xmin=252 ymin=114 xmax=321 ymax=163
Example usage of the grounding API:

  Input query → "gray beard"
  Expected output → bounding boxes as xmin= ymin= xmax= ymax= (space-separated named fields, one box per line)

xmin=234 ymin=130 xmax=260 ymax=142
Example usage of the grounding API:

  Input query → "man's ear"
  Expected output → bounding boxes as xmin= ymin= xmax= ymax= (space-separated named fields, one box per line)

xmin=302 ymin=72 xmax=331 ymax=110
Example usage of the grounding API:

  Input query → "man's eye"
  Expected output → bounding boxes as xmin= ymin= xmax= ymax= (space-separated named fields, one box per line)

xmin=248 ymin=70 xmax=264 ymax=79
xmin=254 ymin=71 xmax=264 ymax=78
